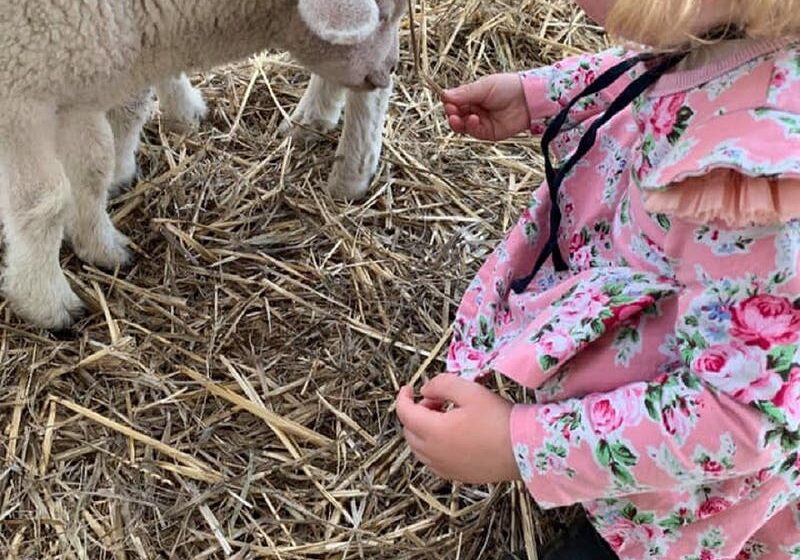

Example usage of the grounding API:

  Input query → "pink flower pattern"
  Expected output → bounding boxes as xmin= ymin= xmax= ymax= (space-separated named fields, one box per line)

xmin=692 ymin=342 xmax=782 ymax=404
xmin=588 ymin=387 xmax=644 ymax=437
xmin=730 ymin=295 xmax=800 ymax=350
xmin=649 ymin=93 xmax=688 ymax=137
xmin=697 ymin=496 xmax=732 ymax=520
xmin=773 ymin=368 xmax=800 ymax=431
xmin=537 ymin=329 xmax=576 ymax=361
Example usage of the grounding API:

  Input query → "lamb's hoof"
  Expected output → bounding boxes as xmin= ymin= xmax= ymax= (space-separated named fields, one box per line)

xmin=115 ymin=251 xmax=136 ymax=274
xmin=50 ymin=303 xmax=87 ymax=340
xmin=96 ymin=249 xmax=136 ymax=275
xmin=109 ymin=175 xmax=137 ymax=198
xmin=326 ymin=155 xmax=379 ymax=201
xmin=4 ymin=276 xmax=85 ymax=331
xmin=50 ymin=321 xmax=85 ymax=342
xmin=73 ymin=228 xmax=133 ymax=272
xmin=161 ymin=115 xmax=202 ymax=135
xmin=326 ymin=169 xmax=373 ymax=202
xmin=160 ymin=88 xmax=208 ymax=134
xmin=110 ymin=159 xmax=138 ymax=198
xmin=278 ymin=117 xmax=336 ymax=144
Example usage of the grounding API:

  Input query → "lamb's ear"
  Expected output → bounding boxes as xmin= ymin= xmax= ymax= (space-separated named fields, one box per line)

xmin=298 ymin=0 xmax=380 ymax=45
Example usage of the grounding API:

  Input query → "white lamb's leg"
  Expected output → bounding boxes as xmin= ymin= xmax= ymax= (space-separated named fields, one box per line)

xmin=155 ymin=74 xmax=208 ymax=133
xmin=278 ymin=74 xmax=346 ymax=141
xmin=106 ymin=88 xmax=154 ymax=195
xmin=0 ymin=102 xmax=83 ymax=329
xmin=327 ymin=80 xmax=392 ymax=201
xmin=58 ymin=109 xmax=131 ymax=272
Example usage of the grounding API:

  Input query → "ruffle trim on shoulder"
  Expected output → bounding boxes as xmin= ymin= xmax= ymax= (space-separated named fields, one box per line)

xmin=635 ymin=104 xmax=800 ymax=227
xmin=642 ymin=169 xmax=800 ymax=227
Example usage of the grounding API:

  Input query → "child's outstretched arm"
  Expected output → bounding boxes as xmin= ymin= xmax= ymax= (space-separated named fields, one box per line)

xmin=444 ymin=47 xmax=640 ymax=141
xmin=443 ymin=73 xmax=531 ymax=141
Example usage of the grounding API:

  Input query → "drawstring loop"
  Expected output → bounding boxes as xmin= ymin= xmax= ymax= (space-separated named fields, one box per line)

xmin=510 ymin=51 xmax=688 ymax=295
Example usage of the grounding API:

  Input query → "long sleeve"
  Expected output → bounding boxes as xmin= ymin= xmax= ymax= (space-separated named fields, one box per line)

xmin=448 ymin=183 xmax=556 ymax=380
xmin=519 ymin=46 xmax=639 ymax=134
xmin=509 ymin=211 xmax=800 ymax=508
xmin=510 ymin=371 xmax=785 ymax=508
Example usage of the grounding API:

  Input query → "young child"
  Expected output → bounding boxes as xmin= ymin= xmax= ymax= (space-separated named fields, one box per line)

xmin=396 ymin=1 xmax=800 ymax=558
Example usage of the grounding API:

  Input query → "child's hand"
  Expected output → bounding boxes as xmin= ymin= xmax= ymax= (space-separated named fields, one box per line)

xmin=395 ymin=374 xmax=520 ymax=484
xmin=443 ymin=73 xmax=530 ymax=141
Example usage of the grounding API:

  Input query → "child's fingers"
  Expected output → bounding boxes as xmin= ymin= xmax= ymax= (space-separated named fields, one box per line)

xmin=404 ymin=428 xmax=429 ymax=453
xmin=442 ymin=85 xmax=467 ymax=104
xmin=395 ymin=385 xmax=442 ymax=415
xmin=449 ymin=113 xmax=493 ymax=140
xmin=443 ymin=103 xmax=461 ymax=117
xmin=410 ymin=446 xmax=435 ymax=469
xmin=466 ymin=116 xmax=499 ymax=141
xmin=443 ymin=80 xmax=487 ymax=105
xmin=420 ymin=398 xmax=445 ymax=411
xmin=448 ymin=115 xmax=466 ymax=133
xmin=395 ymin=386 xmax=416 ymax=419
xmin=463 ymin=114 xmax=485 ymax=136
xmin=395 ymin=385 xmax=440 ymax=435
xmin=403 ymin=427 xmax=427 ymax=450
xmin=397 ymin=385 xmax=415 ymax=400
xmin=404 ymin=429 xmax=438 ymax=470
xmin=421 ymin=374 xmax=483 ymax=406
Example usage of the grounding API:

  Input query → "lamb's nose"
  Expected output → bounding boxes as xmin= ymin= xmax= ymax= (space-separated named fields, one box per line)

xmin=363 ymin=76 xmax=380 ymax=90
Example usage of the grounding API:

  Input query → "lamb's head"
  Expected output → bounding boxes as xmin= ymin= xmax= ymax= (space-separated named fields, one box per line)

xmin=289 ymin=0 xmax=406 ymax=90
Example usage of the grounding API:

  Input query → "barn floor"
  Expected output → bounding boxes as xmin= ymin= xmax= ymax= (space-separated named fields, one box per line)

xmin=0 ymin=2 xmax=606 ymax=558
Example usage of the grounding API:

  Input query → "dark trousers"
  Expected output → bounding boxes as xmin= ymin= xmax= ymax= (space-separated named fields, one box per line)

xmin=539 ymin=516 xmax=619 ymax=560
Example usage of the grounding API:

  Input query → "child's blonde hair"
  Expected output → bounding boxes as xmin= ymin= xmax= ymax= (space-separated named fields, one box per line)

xmin=606 ymin=0 xmax=800 ymax=48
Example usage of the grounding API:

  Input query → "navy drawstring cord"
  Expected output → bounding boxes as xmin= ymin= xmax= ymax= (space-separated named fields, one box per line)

xmin=510 ymin=51 xmax=687 ymax=295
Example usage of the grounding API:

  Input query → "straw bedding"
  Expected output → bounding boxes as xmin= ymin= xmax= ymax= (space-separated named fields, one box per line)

xmin=0 ymin=1 xmax=607 ymax=558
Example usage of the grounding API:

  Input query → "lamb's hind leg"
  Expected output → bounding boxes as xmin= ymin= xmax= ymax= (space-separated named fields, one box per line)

xmin=278 ymin=74 xmax=346 ymax=142
xmin=0 ymin=102 xmax=83 ymax=329
xmin=107 ymin=88 xmax=154 ymax=195
xmin=327 ymin=80 xmax=392 ymax=201
xmin=58 ymin=110 xmax=131 ymax=271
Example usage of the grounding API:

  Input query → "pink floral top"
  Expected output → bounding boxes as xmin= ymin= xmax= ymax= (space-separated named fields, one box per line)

xmin=447 ymin=41 xmax=800 ymax=559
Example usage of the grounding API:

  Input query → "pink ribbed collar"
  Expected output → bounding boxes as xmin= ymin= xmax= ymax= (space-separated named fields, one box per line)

xmin=649 ymin=38 xmax=789 ymax=97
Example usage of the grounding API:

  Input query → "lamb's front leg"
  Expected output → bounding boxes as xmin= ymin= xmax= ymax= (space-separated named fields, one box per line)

xmin=155 ymin=74 xmax=208 ymax=133
xmin=58 ymin=110 xmax=131 ymax=272
xmin=0 ymin=102 xmax=83 ymax=329
xmin=327 ymin=81 xmax=392 ymax=200
xmin=279 ymin=74 xmax=346 ymax=141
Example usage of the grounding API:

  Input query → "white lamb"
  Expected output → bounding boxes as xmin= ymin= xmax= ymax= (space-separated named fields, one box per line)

xmin=0 ymin=0 xmax=404 ymax=330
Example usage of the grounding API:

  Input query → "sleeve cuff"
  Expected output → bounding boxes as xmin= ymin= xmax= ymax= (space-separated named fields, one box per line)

xmin=518 ymin=71 xmax=555 ymax=135
xmin=510 ymin=404 xmax=581 ymax=509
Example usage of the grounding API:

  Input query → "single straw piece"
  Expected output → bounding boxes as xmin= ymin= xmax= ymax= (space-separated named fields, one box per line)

xmin=422 ymin=74 xmax=445 ymax=99
xmin=406 ymin=0 xmax=445 ymax=99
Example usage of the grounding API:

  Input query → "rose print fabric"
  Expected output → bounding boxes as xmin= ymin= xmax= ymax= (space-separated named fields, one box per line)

xmin=447 ymin=43 xmax=800 ymax=559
